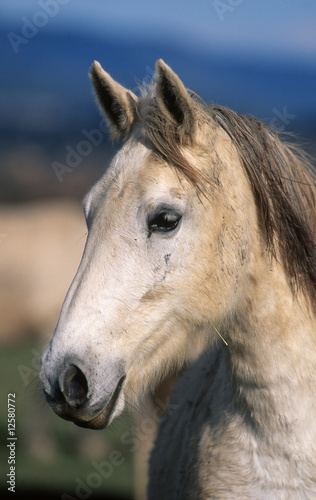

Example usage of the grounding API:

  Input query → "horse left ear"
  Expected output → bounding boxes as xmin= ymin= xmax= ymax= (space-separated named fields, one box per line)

xmin=89 ymin=61 xmax=138 ymax=139
xmin=155 ymin=59 xmax=196 ymax=142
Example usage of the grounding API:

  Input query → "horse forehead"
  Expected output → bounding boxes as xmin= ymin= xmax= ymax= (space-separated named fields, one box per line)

xmin=89 ymin=141 xmax=185 ymax=211
xmin=112 ymin=140 xmax=180 ymax=194
xmin=84 ymin=141 xmax=149 ymax=209
xmin=112 ymin=140 xmax=149 ymax=174
xmin=101 ymin=140 xmax=150 ymax=196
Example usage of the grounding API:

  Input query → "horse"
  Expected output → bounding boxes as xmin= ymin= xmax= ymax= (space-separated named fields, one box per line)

xmin=40 ymin=59 xmax=316 ymax=499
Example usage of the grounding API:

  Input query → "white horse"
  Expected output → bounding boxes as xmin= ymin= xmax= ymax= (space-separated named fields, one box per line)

xmin=40 ymin=59 xmax=316 ymax=499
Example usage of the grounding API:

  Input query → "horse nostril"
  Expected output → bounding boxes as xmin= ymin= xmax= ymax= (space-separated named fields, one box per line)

xmin=59 ymin=365 xmax=89 ymax=408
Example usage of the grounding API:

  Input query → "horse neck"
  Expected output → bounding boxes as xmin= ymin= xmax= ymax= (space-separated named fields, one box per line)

xmin=225 ymin=250 xmax=316 ymax=438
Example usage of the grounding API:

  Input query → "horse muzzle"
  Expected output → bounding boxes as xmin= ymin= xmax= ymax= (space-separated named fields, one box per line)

xmin=39 ymin=350 xmax=126 ymax=429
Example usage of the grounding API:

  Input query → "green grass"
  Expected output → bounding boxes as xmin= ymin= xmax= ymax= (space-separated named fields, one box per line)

xmin=0 ymin=341 xmax=134 ymax=497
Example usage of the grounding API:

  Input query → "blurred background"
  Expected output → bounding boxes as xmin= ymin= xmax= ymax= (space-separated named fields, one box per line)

xmin=0 ymin=0 xmax=315 ymax=498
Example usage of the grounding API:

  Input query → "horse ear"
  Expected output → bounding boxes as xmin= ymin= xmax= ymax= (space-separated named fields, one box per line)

xmin=89 ymin=61 xmax=138 ymax=139
xmin=155 ymin=59 xmax=196 ymax=141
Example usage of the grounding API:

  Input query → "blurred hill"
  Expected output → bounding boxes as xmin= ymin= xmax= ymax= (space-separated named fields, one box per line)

xmin=1 ymin=27 xmax=315 ymax=202
xmin=0 ymin=199 xmax=86 ymax=341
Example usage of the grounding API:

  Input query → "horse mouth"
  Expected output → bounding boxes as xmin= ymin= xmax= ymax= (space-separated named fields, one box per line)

xmin=46 ymin=374 xmax=126 ymax=430
xmin=74 ymin=374 xmax=126 ymax=430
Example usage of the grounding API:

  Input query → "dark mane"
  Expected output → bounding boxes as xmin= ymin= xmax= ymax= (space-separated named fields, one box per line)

xmin=141 ymin=94 xmax=316 ymax=309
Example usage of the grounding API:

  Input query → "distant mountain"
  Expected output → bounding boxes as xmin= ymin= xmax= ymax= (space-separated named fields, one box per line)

xmin=1 ymin=25 xmax=315 ymax=201
xmin=2 ymin=26 xmax=316 ymax=133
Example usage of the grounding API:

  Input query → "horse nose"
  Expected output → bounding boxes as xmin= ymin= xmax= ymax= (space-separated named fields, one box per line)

xmin=59 ymin=365 xmax=89 ymax=408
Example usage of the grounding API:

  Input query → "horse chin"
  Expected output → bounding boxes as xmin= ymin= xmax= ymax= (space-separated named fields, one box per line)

xmin=74 ymin=393 xmax=125 ymax=430
xmin=74 ymin=409 xmax=113 ymax=430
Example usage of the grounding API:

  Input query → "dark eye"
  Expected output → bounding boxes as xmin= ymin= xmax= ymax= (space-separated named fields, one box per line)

xmin=148 ymin=210 xmax=181 ymax=234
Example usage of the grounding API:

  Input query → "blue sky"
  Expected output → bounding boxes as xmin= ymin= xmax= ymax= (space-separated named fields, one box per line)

xmin=1 ymin=0 xmax=315 ymax=137
xmin=2 ymin=0 xmax=316 ymax=64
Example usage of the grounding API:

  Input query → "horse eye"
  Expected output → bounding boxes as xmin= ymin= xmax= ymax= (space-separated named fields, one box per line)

xmin=148 ymin=210 xmax=181 ymax=234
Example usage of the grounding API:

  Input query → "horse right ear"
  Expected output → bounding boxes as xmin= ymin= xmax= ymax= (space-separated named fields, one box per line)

xmin=155 ymin=59 xmax=196 ymax=143
xmin=89 ymin=61 xmax=138 ymax=140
